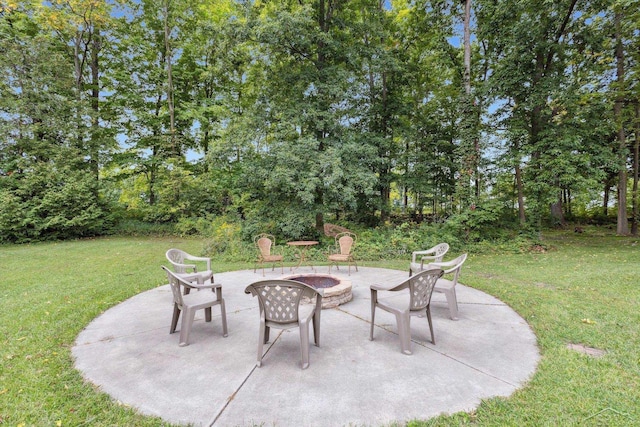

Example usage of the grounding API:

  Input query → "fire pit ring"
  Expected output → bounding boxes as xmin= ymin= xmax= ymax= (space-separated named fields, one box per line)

xmin=283 ymin=273 xmax=352 ymax=309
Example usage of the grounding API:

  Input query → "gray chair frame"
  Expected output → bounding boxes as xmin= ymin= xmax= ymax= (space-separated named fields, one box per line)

xmin=427 ymin=253 xmax=468 ymax=320
xmin=253 ymin=234 xmax=284 ymax=276
xmin=162 ymin=266 xmax=228 ymax=346
xmin=327 ymin=232 xmax=358 ymax=275
xmin=245 ymin=279 xmax=323 ymax=369
xmin=409 ymin=243 xmax=449 ymax=276
xmin=370 ymin=268 xmax=444 ymax=354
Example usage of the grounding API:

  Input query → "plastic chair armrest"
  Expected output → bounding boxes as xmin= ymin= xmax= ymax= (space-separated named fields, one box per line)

xmin=371 ymin=281 xmax=409 ymax=292
xmin=427 ymin=260 xmax=460 ymax=274
xmin=172 ymin=262 xmax=197 ymax=272
xmin=190 ymin=282 xmax=221 ymax=290
xmin=411 ymin=249 xmax=435 ymax=263
xmin=184 ymin=255 xmax=212 ymax=271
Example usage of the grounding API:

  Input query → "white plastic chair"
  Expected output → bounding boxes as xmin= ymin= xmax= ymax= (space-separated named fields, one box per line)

xmin=370 ymin=268 xmax=444 ymax=354
xmin=409 ymin=243 xmax=449 ymax=276
xmin=162 ymin=266 xmax=228 ymax=347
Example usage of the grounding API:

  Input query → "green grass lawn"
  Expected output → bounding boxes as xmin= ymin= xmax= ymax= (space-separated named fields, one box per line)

xmin=1 ymin=231 xmax=639 ymax=426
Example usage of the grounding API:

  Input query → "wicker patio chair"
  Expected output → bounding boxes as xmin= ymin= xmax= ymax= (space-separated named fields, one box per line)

xmin=253 ymin=234 xmax=284 ymax=276
xmin=327 ymin=232 xmax=358 ymax=275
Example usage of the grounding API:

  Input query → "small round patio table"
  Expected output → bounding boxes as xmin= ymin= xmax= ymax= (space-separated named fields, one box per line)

xmin=287 ymin=240 xmax=319 ymax=272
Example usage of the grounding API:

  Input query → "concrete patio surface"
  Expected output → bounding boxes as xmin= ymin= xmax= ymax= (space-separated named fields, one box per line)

xmin=72 ymin=266 xmax=540 ymax=427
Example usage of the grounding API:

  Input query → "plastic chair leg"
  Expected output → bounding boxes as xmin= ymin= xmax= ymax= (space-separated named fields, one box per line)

xmin=178 ymin=308 xmax=197 ymax=347
xmin=312 ymin=313 xmax=321 ymax=347
xmin=396 ymin=312 xmax=412 ymax=355
xmin=257 ymin=321 xmax=266 ymax=367
xmin=369 ymin=291 xmax=377 ymax=341
xmin=300 ymin=320 xmax=310 ymax=369
xmin=426 ymin=306 xmax=435 ymax=344
xmin=170 ymin=304 xmax=180 ymax=334
xmin=444 ymin=289 xmax=459 ymax=320
xmin=220 ymin=299 xmax=228 ymax=337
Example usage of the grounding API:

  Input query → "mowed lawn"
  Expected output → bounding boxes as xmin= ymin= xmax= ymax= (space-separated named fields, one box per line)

xmin=1 ymin=231 xmax=639 ymax=426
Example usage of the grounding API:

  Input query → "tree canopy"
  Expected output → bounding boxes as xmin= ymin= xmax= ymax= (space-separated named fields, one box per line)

xmin=1 ymin=0 xmax=639 ymax=242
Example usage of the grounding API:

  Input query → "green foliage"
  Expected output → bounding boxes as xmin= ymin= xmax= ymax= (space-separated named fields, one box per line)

xmin=0 ymin=3 xmax=113 ymax=243
xmin=110 ymin=220 xmax=178 ymax=237
xmin=0 ymin=164 xmax=112 ymax=243
xmin=240 ymin=200 xmax=321 ymax=242
xmin=2 ymin=0 xmax=639 ymax=242
xmin=201 ymin=215 xmax=255 ymax=261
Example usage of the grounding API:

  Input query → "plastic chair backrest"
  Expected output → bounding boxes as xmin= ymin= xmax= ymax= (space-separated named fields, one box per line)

xmin=247 ymin=280 xmax=318 ymax=325
xmin=433 ymin=243 xmax=449 ymax=262
xmin=163 ymin=266 xmax=185 ymax=306
xmin=166 ymin=249 xmax=190 ymax=274
xmin=408 ymin=269 xmax=443 ymax=311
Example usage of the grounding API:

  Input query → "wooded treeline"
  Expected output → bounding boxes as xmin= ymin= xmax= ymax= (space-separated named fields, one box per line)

xmin=1 ymin=0 xmax=639 ymax=243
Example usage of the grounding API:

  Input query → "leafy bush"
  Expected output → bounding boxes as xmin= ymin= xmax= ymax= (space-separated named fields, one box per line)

xmin=197 ymin=214 xmax=255 ymax=262
xmin=358 ymin=222 xmax=460 ymax=260
xmin=110 ymin=220 xmax=178 ymax=236
xmin=240 ymin=201 xmax=321 ymax=242
xmin=0 ymin=166 xmax=112 ymax=243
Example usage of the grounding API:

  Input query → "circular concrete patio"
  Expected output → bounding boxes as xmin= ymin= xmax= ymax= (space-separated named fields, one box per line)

xmin=72 ymin=266 xmax=539 ymax=426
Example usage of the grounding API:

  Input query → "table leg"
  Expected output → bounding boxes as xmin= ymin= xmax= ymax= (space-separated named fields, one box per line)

xmin=291 ymin=246 xmax=315 ymax=272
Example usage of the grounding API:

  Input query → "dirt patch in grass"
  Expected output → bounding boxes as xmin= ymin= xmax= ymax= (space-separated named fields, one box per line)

xmin=567 ymin=343 xmax=606 ymax=358
xmin=534 ymin=282 xmax=557 ymax=289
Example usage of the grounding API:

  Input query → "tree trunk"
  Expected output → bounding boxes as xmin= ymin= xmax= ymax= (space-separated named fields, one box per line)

xmin=163 ymin=0 xmax=177 ymax=156
xmin=73 ymin=32 xmax=84 ymax=150
xmin=515 ymin=163 xmax=526 ymax=225
xmin=632 ymin=101 xmax=639 ymax=235
xmin=90 ymin=29 xmax=101 ymax=185
xmin=614 ymin=9 xmax=629 ymax=235
xmin=461 ymin=0 xmax=479 ymax=204
xmin=463 ymin=0 xmax=472 ymax=97
xmin=315 ymin=211 xmax=324 ymax=235
xmin=550 ymin=193 xmax=564 ymax=227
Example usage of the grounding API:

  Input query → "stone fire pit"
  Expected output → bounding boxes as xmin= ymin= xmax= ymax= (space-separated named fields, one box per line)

xmin=283 ymin=273 xmax=352 ymax=309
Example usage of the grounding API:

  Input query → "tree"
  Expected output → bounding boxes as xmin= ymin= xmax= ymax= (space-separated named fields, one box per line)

xmin=477 ymin=0 xmax=611 ymax=229
xmin=0 ymin=4 xmax=111 ymax=241
xmin=613 ymin=4 xmax=629 ymax=235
